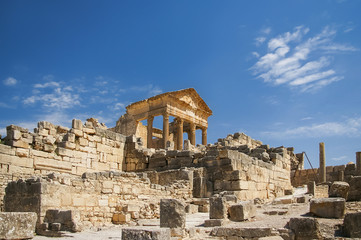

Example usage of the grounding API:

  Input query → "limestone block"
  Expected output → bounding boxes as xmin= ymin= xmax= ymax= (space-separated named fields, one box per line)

xmin=8 ymin=140 xmax=29 ymax=149
xmin=0 ymin=144 xmax=15 ymax=155
xmin=56 ymin=147 xmax=74 ymax=158
xmin=15 ymin=148 xmax=29 ymax=158
xmin=288 ymin=217 xmax=322 ymax=240
xmin=329 ymin=181 xmax=349 ymax=199
xmin=59 ymin=141 xmax=76 ymax=150
xmin=79 ymin=137 xmax=89 ymax=146
xmin=211 ymin=227 xmax=273 ymax=239
xmin=34 ymin=157 xmax=72 ymax=172
xmin=228 ymin=201 xmax=256 ymax=221
xmin=204 ymin=219 xmax=225 ymax=227
xmin=122 ymin=228 xmax=170 ymax=240
xmin=160 ymin=199 xmax=186 ymax=228
xmin=71 ymin=129 xmax=83 ymax=137
xmin=185 ymin=204 xmax=198 ymax=214
xmin=11 ymin=129 xmax=22 ymax=140
xmin=310 ymin=198 xmax=345 ymax=218
xmin=0 ymin=212 xmax=37 ymax=239
xmin=72 ymin=119 xmax=83 ymax=130
xmin=343 ymin=212 xmax=361 ymax=238
xmin=230 ymin=180 xmax=249 ymax=190
xmin=209 ymin=197 xmax=227 ymax=219
xmin=314 ymin=184 xmax=329 ymax=198
xmin=348 ymin=176 xmax=361 ymax=201
xmin=113 ymin=213 xmax=131 ymax=224
xmin=83 ymin=127 xmax=95 ymax=135
xmin=54 ymin=126 xmax=67 ymax=134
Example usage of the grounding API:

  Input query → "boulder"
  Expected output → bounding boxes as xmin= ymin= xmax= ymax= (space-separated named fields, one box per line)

xmin=122 ymin=228 xmax=170 ymax=240
xmin=160 ymin=199 xmax=186 ymax=228
xmin=343 ymin=212 xmax=361 ymax=238
xmin=288 ymin=217 xmax=322 ymax=240
xmin=310 ymin=198 xmax=345 ymax=219
xmin=228 ymin=201 xmax=256 ymax=221
xmin=0 ymin=212 xmax=37 ymax=240
xmin=209 ymin=197 xmax=227 ymax=219
xmin=329 ymin=181 xmax=349 ymax=199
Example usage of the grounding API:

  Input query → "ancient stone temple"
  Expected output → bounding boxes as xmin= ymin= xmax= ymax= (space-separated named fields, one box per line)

xmin=113 ymin=88 xmax=212 ymax=150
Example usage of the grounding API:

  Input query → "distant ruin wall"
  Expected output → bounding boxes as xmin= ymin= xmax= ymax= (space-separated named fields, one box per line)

xmin=4 ymin=170 xmax=193 ymax=231
xmin=291 ymin=163 xmax=357 ymax=187
xmin=0 ymin=119 xmax=126 ymax=210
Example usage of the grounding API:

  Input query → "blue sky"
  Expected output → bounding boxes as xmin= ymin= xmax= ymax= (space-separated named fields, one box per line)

xmin=1 ymin=0 xmax=361 ymax=168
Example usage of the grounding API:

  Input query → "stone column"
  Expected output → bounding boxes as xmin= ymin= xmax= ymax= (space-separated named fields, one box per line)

xmin=147 ymin=116 xmax=154 ymax=148
xmin=189 ymin=123 xmax=196 ymax=146
xmin=162 ymin=113 xmax=169 ymax=149
xmin=202 ymin=128 xmax=207 ymax=146
xmin=356 ymin=152 xmax=361 ymax=176
xmin=319 ymin=142 xmax=326 ymax=183
xmin=177 ymin=118 xmax=184 ymax=150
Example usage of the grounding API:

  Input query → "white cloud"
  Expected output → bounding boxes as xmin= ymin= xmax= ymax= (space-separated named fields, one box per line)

xmin=3 ymin=77 xmax=17 ymax=86
xmin=261 ymin=27 xmax=272 ymax=35
xmin=34 ymin=81 xmax=60 ymax=88
xmin=251 ymin=26 xmax=357 ymax=92
xmin=114 ymin=102 xmax=126 ymax=111
xmin=24 ymin=83 xmax=80 ymax=109
xmin=255 ymin=37 xmax=266 ymax=46
xmin=332 ymin=155 xmax=348 ymax=161
xmin=262 ymin=117 xmax=361 ymax=139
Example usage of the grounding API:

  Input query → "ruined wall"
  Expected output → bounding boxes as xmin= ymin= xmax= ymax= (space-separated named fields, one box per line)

xmin=0 ymin=119 xmax=126 ymax=210
xmin=4 ymin=170 xmax=193 ymax=231
xmin=124 ymin=132 xmax=295 ymax=201
xmin=291 ymin=163 xmax=356 ymax=187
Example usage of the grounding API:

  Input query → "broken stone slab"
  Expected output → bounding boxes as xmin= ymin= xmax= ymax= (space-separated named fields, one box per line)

xmin=310 ymin=197 xmax=345 ymax=219
xmin=160 ymin=199 xmax=186 ymax=228
xmin=228 ymin=201 xmax=256 ymax=221
xmin=211 ymin=227 xmax=273 ymax=238
xmin=204 ymin=219 xmax=225 ymax=227
xmin=122 ymin=228 xmax=170 ymax=240
xmin=343 ymin=212 xmax=361 ymax=238
xmin=209 ymin=197 xmax=227 ymax=219
xmin=329 ymin=181 xmax=349 ymax=199
xmin=0 ymin=212 xmax=37 ymax=240
xmin=288 ymin=217 xmax=322 ymax=240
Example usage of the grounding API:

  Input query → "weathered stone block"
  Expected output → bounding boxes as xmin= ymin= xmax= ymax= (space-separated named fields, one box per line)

xmin=310 ymin=198 xmax=345 ymax=218
xmin=343 ymin=212 xmax=361 ymax=238
xmin=211 ymin=227 xmax=273 ymax=238
xmin=122 ymin=228 xmax=170 ymax=240
xmin=160 ymin=199 xmax=186 ymax=228
xmin=72 ymin=119 xmax=83 ymax=130
xmin=204 ymin=219 xmax=225 ymax=227
xmin=228 ymin=201 xmax=256 ymax=221
xmin=209 ymin=197 xmax=227 ymax=219
xmin=329 ymin=181 xmax=349 ymax=199
xmin=0 ymin=212 xmax=37 ymax=239
xmin=288 ymin=217 xmax=322 ymax=240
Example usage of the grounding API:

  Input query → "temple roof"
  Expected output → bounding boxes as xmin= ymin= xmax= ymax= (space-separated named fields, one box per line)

xmin=126 ymin=88 xmax=212 ymax=116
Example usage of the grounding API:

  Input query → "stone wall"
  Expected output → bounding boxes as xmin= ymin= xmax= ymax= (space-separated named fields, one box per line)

xmin=292 ymin=163 xmax=356 ymax=187
xmin=124 ymin=132 xmax=296 ymax=200
xmin=4 ymin=170 xmax=193 ymax=231
xmin=0 ymin=118 xmax=126 ymax=210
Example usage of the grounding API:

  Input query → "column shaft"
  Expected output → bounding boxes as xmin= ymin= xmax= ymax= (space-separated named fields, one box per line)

xmin=177 ymin=118 xmax=184 ymax=150
xmin=147 ymin=116 xmax=154 ymax=148
xmin=319 ymin=142 xmax=326 ymax=183
xmin=163 ymin=114 xmax=169 ymax=149
xmin=202 ymin=128 xmax=207 ymax=146
xmin=190 ymin=123 xmax=196 ymax=146
xmin=356 ymin=152 xmax=361 ymax=176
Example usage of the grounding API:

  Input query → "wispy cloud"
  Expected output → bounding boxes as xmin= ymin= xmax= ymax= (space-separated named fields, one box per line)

xmin=262 ymin=117 xmax=361 ymax=139
xmin=130 ymin=84 xmax=162 ymax=97
xmin=251 ymin=26 xmax=358 ymax=92
xmin=332 ymin=155 xmax=348 ymax=162
xmin=3 ymin=77 xmax=18 ymax=86
xmin=24 ymin=78 xmax=80 ymax=109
